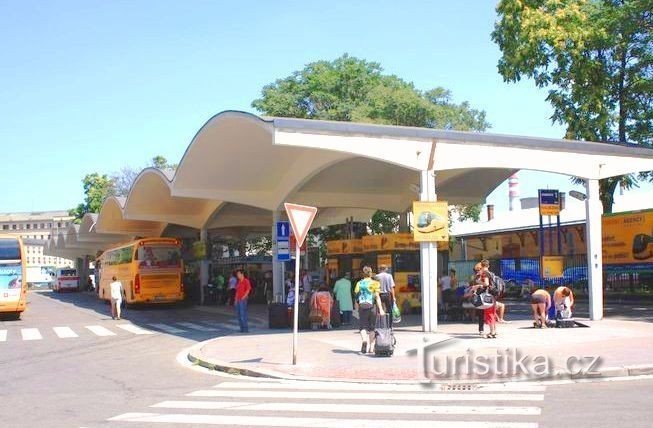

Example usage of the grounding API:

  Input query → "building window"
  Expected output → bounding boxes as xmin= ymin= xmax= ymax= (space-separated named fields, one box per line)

xmin=12 ymin=224 xmax=16 ymax=230
xmin=48 ymin=223 xmax=52 ymax=228
xmin=40 ymin=223 xmax=45 ymax=229
xmin=2 ymin=225 xmax=7 ymax=230
xmin=26 ymin=224 xmax=30 ymax=229
xmin=57 ymin=222 xmax=61 ymax=228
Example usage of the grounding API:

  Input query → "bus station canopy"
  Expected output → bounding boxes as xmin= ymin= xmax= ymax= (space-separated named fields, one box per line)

xmin=46 ymin=110 xmax=653 ymax=259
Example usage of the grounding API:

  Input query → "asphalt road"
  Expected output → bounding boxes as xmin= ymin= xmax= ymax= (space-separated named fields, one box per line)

xmin=1 ymin=290 xmax=652 ymax=428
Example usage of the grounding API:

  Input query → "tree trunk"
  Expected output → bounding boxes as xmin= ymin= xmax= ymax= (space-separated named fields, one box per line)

xmin=599 ymin=178 xmax=619 ymax=214
xmin=618 ymin=41 xmax=628 ymax=143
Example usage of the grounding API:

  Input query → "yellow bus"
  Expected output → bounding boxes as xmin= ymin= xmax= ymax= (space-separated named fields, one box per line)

xmin=98 ymin=238 xmax=184 ymax=304
xmin=0 ymin=235 xmax=27 ymax=319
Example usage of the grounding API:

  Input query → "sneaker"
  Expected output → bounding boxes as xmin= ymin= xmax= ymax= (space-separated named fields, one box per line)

xmin=360 ymin=341 xmax=368 ymax=354
xmin=478 ymin=331 xmax=484 ymax=337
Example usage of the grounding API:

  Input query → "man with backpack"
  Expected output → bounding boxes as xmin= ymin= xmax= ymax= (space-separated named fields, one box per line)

xmin=481 ymin=259 xmax=510 ymax=323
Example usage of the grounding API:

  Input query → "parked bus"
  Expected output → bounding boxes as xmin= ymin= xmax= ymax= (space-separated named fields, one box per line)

xmin=53 ymin=267 xmax=80 ymax=292
xmin=0 ymin=235 xmax=27 ymax=319
xmin=98 ymin=238 xmax=184 ymax=304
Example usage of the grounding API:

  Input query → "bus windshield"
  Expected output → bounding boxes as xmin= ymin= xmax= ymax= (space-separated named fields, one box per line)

xmin=0 ymin=263 xmax=22 ymax=289
xmin=137 ymin=246 xmax=181 ymax=269
xmin=59 ymin=269 xmax=77 ymax=277
xmin=0 ymin=238 xmax=21 ymax=261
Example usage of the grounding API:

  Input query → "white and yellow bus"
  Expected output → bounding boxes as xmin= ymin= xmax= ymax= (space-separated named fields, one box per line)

xmin=98 ymin=238 xmax=184 ymax=304
xmin=0 ymin=235 xmax=28 ymax=319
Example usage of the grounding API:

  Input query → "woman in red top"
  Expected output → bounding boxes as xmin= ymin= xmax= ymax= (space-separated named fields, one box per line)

xmin=477 ymin=266 xmax=498 ymax=338
xmin=235 ymin=270 xmax=251 ymax=333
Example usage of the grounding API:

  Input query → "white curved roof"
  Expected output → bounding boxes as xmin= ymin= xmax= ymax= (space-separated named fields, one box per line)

xmin=53 ymin=110 xmax=653 ymax=258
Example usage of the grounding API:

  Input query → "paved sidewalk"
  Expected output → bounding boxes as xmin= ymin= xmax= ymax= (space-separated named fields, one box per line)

xmin=188 ymin=317 xmax=653 ymax=383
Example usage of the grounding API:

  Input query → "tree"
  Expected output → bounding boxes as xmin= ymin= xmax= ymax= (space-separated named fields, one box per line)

xmin=69 ymin=173 xmax=115 ymax=222
xmin=492 ymin=0 xmax=652 ymax=213
xmin=112 ymin=155 xmax=178 ymax=197
xmin=252 ymin=54 xmax=490 ymax=234
xmin=151 ymin=155 xmax=178 ymax=171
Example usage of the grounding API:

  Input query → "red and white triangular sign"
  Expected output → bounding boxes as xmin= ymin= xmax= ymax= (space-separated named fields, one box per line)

xmin=284 ymin=203 xmax=318 ymax=248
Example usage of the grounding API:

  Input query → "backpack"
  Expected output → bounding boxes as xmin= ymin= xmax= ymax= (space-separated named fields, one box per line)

xmin=487 ymin=271 xmax=505 ymax=297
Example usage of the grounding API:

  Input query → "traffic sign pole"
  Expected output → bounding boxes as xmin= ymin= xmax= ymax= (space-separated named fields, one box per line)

xmin=292 ymin=240 xmax=300 ymax=365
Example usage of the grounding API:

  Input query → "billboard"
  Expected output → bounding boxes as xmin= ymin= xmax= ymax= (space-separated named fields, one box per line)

xmin=412 ymin=201 xmax=449 ymax=242
xmin=602 ymin=209 xmax=653 ymax=266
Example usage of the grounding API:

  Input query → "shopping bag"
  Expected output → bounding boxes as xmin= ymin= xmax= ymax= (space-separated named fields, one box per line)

xmin=392 ymin=301 xmax=402 ymax=324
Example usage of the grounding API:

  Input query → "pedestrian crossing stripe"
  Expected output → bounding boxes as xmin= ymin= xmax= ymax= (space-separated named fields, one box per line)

xmin=85 ymin=325 xmax=116 ymax=336
xmin=176 ymin=322 xmax=219 ymax=332
xmin=53 ymin=326 xmax=78 ymax=338
xmin=109 ymin=412 xmax=538 ymax=427
xmin=0 ymin=330 xmax=6 ymax=342
xmin=213 ymin=381 xmax=547 ymax=393
xmin=21 ymin=328 xmax=42 ymax=341
xmin=116 ymin=324 xmax=155 ymax=335
xmin=187 ymin=390 xmax=545 ymax=402
xmin=152 ymin=400 xmax=542 ymax=415
xmin=148 ymin=323 xmax=186 ymax=334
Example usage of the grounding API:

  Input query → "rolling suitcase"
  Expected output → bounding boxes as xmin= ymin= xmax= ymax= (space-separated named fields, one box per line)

xmin=330 ymin=300 xmax=342 ymax=328
xmin=268 ymin=303 xmax=288 ymax=328
xmin=374 ymin=313 xmax=395 ymax=357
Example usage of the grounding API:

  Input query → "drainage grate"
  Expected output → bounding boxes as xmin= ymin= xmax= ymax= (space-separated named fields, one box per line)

xmin=443 ymin=384 xmax=477 ymax=391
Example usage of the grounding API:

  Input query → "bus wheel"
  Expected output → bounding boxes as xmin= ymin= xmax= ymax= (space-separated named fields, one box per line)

xmin=10 ymin=312 xmax=21 ymax=321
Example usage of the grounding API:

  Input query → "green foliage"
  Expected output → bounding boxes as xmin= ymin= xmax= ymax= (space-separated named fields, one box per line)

xmin=368 ymin=210 xmax=400 ymax=234
xmin=451 ymin=204 xmax=483 ymax=223
xmin=253 ymin=54 xmax=489 ymax=236
xmin=253 ymin=54 xmax=490 ymax=131
xmin=69 ymin=173 xmax=115 ymax=222
xmin=493 ymin=0 xmax=653 ymax=212
xmin=151 ymin=155 xmax=178 ymax=171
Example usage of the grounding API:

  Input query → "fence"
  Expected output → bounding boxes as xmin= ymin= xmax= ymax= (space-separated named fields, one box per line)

xmin=449 ymin=255 xmax=652 ymax=294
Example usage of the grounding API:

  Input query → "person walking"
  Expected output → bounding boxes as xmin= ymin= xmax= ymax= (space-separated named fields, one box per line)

xmin=439 ymin=268 xmax=458 ymax=317
xmin=375 ymin=264 xmax=396 ymax=324
xmin=333 ymin=272 xmax=353 ymax=325
xmin=354 ymin=266 xmax=385 ymax=354
xmin=531 ymin=287 xmax=551 ymax=328
xmin=109 ymin=276 xmax=124 ymax=320
xmin=234 ymin=269 xmax=252 ymax=333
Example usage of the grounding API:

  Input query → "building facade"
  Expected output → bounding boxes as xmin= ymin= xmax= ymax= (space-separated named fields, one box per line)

xmin=0 ymin=210 xmax=75 ymax=268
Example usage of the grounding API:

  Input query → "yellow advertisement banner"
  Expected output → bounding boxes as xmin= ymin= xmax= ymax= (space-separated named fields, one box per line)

xmin=326 ymin=240 xmax=343 ymax=255
xmin=362 ymin=235 xmax=383 ymax=252
xmin=541 ymin=256 xmax=564 ymax=278
xmin=413 ymin=201 xmax=449 ymax=242
xmin=602 ymin=210 xmax=653 ymax=265
xmin=377 ymin=254 xmax=392 ymax=269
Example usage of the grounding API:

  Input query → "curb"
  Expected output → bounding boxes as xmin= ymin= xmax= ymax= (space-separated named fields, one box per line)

xmin=186 ymin=337 xmax=653 ymax=384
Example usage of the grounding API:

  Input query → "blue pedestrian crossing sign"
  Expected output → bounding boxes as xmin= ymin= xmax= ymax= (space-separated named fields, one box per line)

xmin=276 ymin=221 xmax=290 ymax=261
xmin=277 ymin=221 xmax=290 ymax=239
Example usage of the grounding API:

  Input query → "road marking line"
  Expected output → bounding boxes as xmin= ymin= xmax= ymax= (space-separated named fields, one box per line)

xmin=0 ymin=330 xmax=6 ymax=342
xmin=149 ymin=323 xmax=187 ymax=334
xmin=85 ymin=325 xmax=116 ymax=336
xmin=53 ymin=327 xmax=78 ymax=338
xmin=152 ymin=400 xmax=541 ymax=415
xmin=21 ymin=328 xmax=42 ymax=341
xmin=188 ymin=390 xmax=544 ymax=402
xmin=108 ymin=412 xmax=537 ymax=427
xmin=116 ymin=324 xmax=155 ymax=335
xmin=213 ymin=381 xmax=546 ymax=393
xmin=176 ymin=322 xmax=219 ymax=332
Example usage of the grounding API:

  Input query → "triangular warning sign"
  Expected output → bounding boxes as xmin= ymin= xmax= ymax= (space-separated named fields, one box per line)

xmin=284 ymin=203 xmax=318 ymax=248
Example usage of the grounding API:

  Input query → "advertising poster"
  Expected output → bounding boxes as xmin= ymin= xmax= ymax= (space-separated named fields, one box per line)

xmin=602 ymin=210 xmax=653 ymax=266
xmin=0 ymin=263 xmax=22 ymax=302
xmin=412 ymin=201 xmax=449 ymax=242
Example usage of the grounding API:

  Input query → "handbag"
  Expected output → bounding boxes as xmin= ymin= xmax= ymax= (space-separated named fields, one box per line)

xmin=472 ymin=290 xmax=495 ymax=310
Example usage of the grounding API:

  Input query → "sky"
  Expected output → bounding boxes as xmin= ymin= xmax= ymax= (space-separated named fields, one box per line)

xmin=1 ymin=0 xmax=650 ymax=215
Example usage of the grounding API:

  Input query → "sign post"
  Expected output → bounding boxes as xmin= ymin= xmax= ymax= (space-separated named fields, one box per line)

xmin=284 ymin=203 xmax=318 ymax=365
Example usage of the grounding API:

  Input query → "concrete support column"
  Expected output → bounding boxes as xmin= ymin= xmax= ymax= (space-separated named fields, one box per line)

xmin=272 ymin=211 xmax=283 ymax=302
xmin=585 ymin=179 xmax=603 ymax=320
xmin=199 ymin=228 xmax=209 ymax=305
xmin=419 ymin=170 xmax=438 ymax=333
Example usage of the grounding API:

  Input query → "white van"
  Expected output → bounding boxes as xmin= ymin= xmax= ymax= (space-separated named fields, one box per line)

xmin=53 ymin=268 xmax=79 ymax=292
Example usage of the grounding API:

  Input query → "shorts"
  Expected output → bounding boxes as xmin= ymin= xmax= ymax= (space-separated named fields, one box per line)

xmin=358 ymin=305 xmax=376 ymax=332
xmin=111 ymin=297 xmax=122 ymax=306
xmin=531 ymin=294 xmax=547 ymax=305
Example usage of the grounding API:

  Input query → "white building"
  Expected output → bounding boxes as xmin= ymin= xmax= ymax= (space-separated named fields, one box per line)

xmin=0 ymin=210 xmax=75 ymax=268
